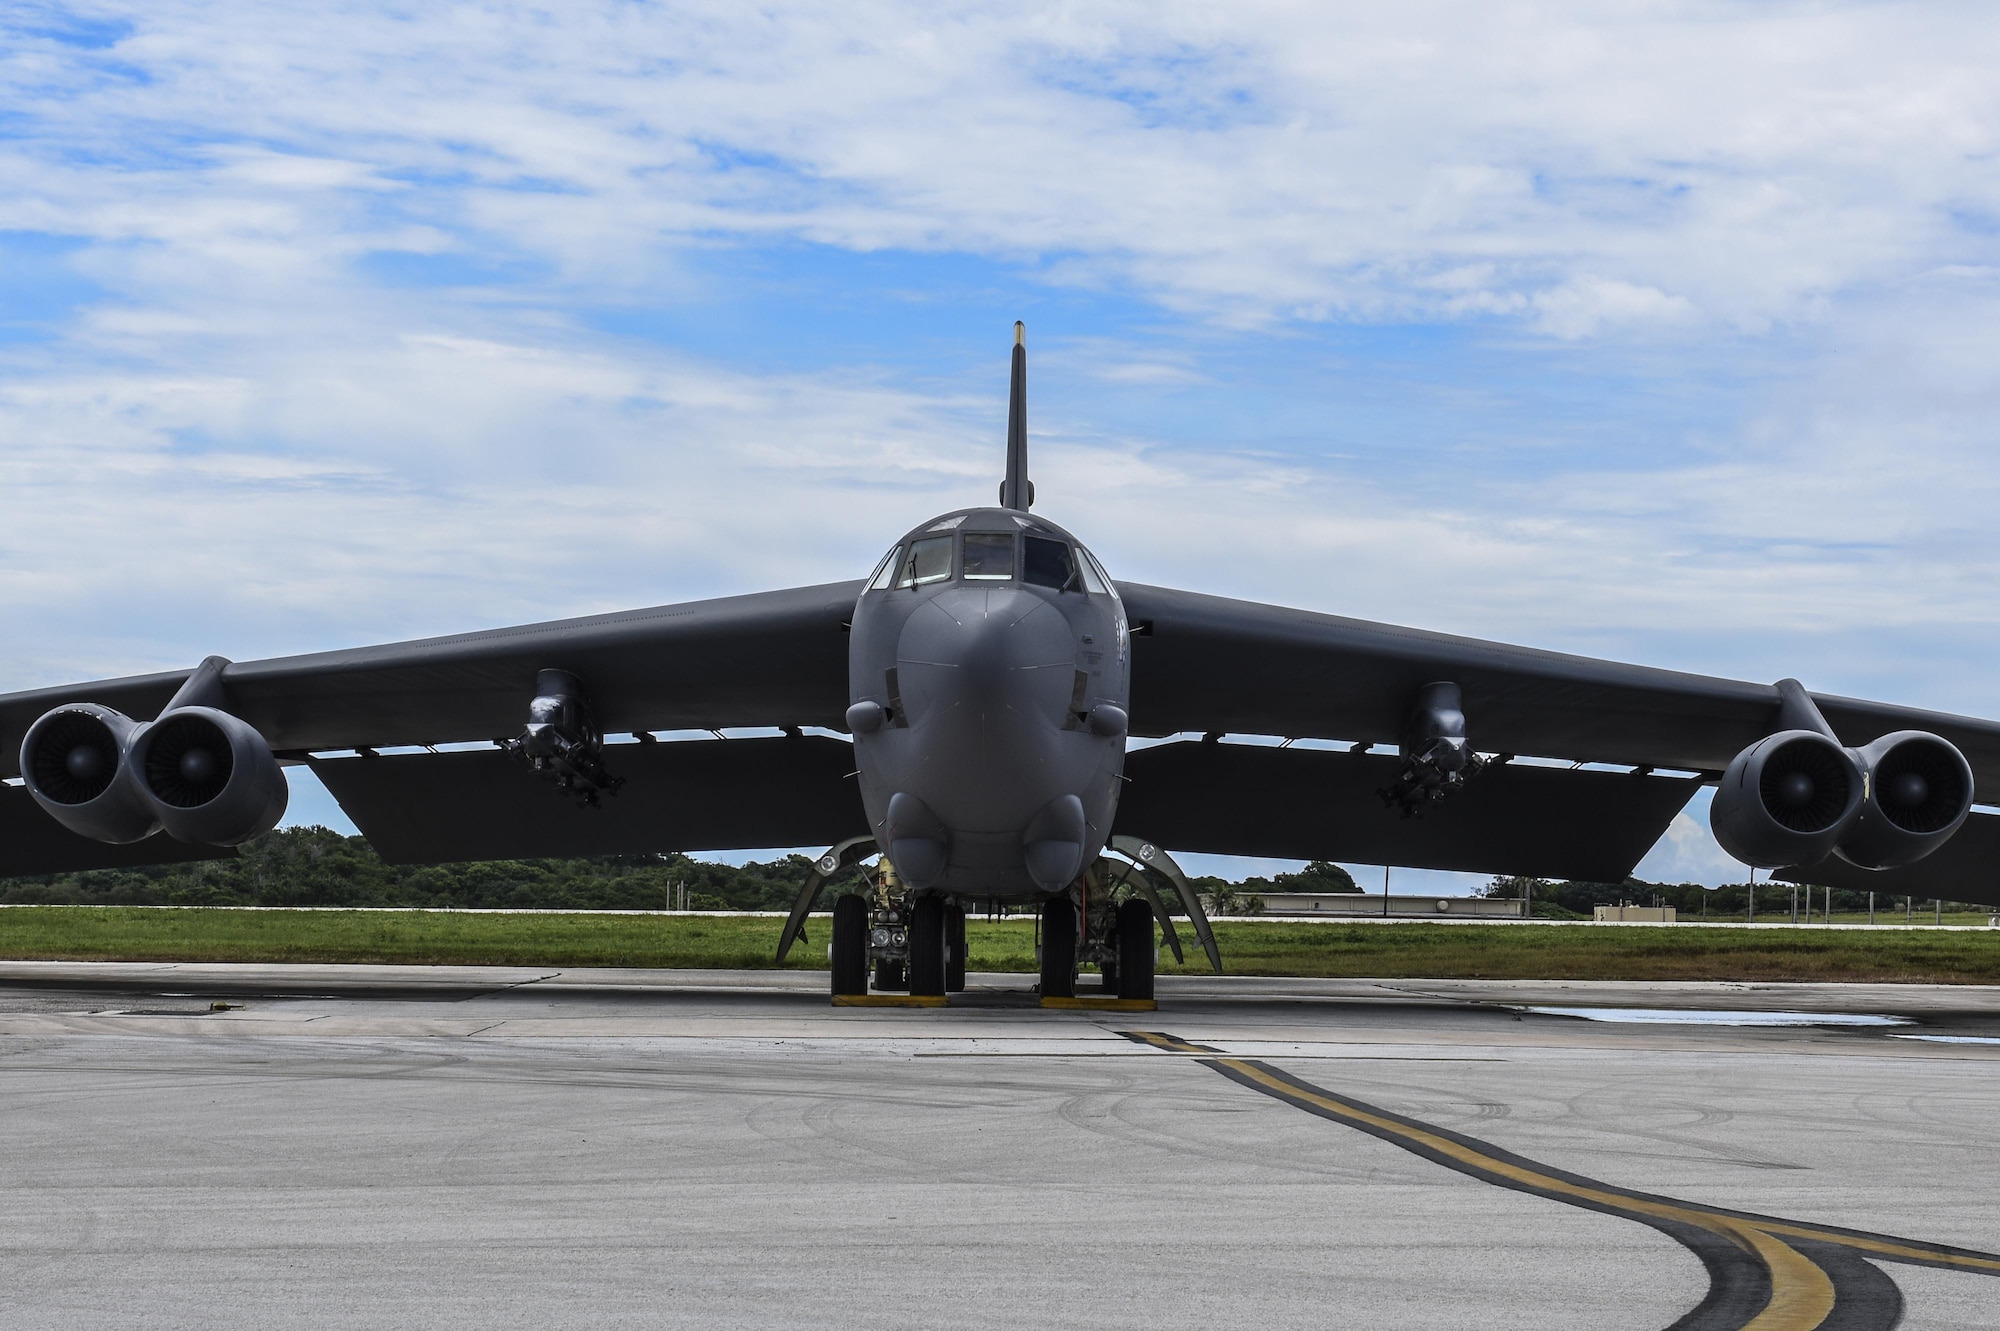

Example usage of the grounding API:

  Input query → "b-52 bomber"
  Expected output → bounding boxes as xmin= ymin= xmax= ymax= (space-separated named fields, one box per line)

xmin=5 ymin=325 xmax=1999 ymax=1001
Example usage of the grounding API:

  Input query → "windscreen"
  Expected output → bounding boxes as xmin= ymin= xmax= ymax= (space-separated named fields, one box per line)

xmin=1023 ymin=536 xmax=1075 ymax=590
xmin=867 ymin=546 xmax=901 ymax=590
xmin=963 ymin=533 xmax=1015 ymax=580
xmin=895 ymin=536 xmax=954 ymax=588
xmin=1076 ymin=547 xmax=1110 ymax=594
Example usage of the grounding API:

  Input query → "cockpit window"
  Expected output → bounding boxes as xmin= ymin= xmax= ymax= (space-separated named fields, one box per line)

xmin=895 ymin=535 xmax=954 ymax=588
xmin=867 ymin=546 xmax=901 ymax=591
xmin=963 ymin=532 xmax=1015 ymax=580
xmin=1023 ymin=536 xmax=1076 ymax=590
xmin=1075 ymin=547 xmax=1109 ymax=594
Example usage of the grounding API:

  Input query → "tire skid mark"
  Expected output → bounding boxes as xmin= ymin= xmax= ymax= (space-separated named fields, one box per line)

xmin=1121 ymin=1031 xmax=2000 ymax=1331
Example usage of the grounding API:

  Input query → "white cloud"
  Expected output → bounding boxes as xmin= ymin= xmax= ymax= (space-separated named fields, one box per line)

xmin=1533 ymin=277 xmax=1695 ymax=338
xmin=1631 ymin=790 xmax=1746 ymax=887
xmin=6 ymin=3 xmax=2000 ymax=326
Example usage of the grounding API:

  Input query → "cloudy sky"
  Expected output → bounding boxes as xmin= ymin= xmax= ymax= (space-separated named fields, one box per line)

xmin=5 ymin=2 xmax=1999 ymax=889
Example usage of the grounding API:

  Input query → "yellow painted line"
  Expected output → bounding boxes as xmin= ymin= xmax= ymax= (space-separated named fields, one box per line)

xmin=1123 ymin=1030 xmax=1211 ymax=1052
xmin=1755 ymin=1220 xmax=2000 ymax=1275
xmin=1118 ymin=1033 xmax=2000 ymax=1330
xmin=830 ymin=994 xmax=948 ymax=1008
xmin=1040 ymin=996 xmax=1158 ymax=1011
xmin=1729 ymin=1220 xmax=1835 ymax=1331
xmin=1216 ymin=1057 xmax=1839 ymax=1328
xmin=1223 ymin=1057 xmax=2000 ymax=1275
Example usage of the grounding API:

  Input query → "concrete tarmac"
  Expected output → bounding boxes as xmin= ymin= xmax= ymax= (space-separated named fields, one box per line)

xmin=1 ymin=966 xmax=1997 ymax=1330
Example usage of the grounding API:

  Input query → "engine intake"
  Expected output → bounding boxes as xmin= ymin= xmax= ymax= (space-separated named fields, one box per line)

xmin=19 ymin=704 xmax=160 ymax=844
xmin=1711 ymin=729 xmax=1863 ymax=868
xmin=1833 ymin=731 xmax=1973 ymax=869
xmin=128 ymin=706 xmax=288 ymax=845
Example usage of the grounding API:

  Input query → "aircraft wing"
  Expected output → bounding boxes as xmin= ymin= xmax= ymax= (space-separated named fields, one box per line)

xmin=0 ymin=582 xmax=865 ymax=875
xmin=309 ymin=735 xmax=863 ymax=865
xmin=1116 ymin=582 xmax=2000 ymax=797
xmin=1114 ymin=740 xmax=1702 ymax=883
xmin=1777 ymin=812 xmax=2000 ymax=906
xmin=0 ymin=581 xmax=863 ymax=775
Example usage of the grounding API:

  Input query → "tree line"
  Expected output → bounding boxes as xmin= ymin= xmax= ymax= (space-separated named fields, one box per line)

xmin=0 ymin=826 xmax=1979 ymax=917
xmin=0 ymin=830 xmax=1365 ymax=913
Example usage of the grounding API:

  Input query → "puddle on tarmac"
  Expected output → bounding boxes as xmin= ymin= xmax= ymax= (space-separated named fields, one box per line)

xmin=1520 ymin=1007 xmax=1914 ymax=1027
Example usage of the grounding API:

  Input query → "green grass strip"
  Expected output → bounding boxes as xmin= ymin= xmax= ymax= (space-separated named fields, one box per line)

xmin=2 ymin=908 xmax=1999 ymax=982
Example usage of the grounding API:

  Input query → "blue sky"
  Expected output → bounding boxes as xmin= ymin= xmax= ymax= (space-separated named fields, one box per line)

xmin=5 ymin=2 xmax=2000 ymax=889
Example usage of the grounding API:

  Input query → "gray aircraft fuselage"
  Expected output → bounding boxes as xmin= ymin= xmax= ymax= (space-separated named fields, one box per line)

xmin=846 ymin=507 xmax=1131 ymax=901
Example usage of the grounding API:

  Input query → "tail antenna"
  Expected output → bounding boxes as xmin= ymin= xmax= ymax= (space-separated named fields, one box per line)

xmin=1000 ymin=321 xmax=1033 ymax=510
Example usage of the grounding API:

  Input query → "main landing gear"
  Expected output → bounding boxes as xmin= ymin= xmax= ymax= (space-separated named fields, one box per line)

xmin=821 ymin=845 xmax=1202 ymax=1005
xmin=827 ymin=855 xmax=968 ymax=1000
xmin=1040 ymin=881 xmax=1156 ymax=1002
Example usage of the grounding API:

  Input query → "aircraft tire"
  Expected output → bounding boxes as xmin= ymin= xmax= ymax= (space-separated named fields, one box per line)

xmin=945 ymin=902 xmax=967 ymax=992
xmin=873 ymin=958 xmax=905 ymax=991
xmin=1040 ymin=895 xmax=1077 ymax=998
xmin=908 ymin=895 xmax=947 ymax=996
xmin=1116 ymin=897 xmax=1156 ymax=1001
xmin=831 ymin=894 xmax=869 ymax=996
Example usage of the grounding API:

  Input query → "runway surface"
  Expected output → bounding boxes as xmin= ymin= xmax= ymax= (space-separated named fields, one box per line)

xmin=1 ymin=965 xmax=1997 ymax=1330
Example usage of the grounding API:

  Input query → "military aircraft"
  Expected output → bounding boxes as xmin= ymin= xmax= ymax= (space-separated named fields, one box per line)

xmin=6 ymin=324 xmax=1999 ymax=1000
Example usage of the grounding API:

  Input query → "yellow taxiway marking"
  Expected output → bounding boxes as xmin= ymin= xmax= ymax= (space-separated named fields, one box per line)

xmin=1121 ymin=1030 xmax=2000 ymax=1330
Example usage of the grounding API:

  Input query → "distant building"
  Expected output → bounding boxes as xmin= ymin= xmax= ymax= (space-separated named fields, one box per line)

xmin=1593 ymin=905 xmax=1677 ymax=923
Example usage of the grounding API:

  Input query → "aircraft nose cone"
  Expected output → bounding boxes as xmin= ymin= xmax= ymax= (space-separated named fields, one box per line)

xmin=889 ymin=586 xmax=1080 ymax=831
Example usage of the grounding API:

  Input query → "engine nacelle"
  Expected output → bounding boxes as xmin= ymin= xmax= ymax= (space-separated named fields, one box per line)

xmin=128 ymin=706 xmax=288 ymax=845
xmin=19 ymin=704 xmax=161 ymax=844
xmin=1711 ymin=729 xmax=1864 ymax=868
xmin=1832 ymin=731 xmax=1973 ymax=870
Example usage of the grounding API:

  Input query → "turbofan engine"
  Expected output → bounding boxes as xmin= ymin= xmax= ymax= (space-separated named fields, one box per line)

xmin=128 ymin=706 xmax=289 ymax=845
xmin=20 ymin=703 xmax=288 ymax=846
xmin=1711 ymin=724 xmax=1971 ymax=870
xmin=19 ymin=704 xmax=160 ymax=843
xmin=1833 ymin=731 xmax=1973 ymax=869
